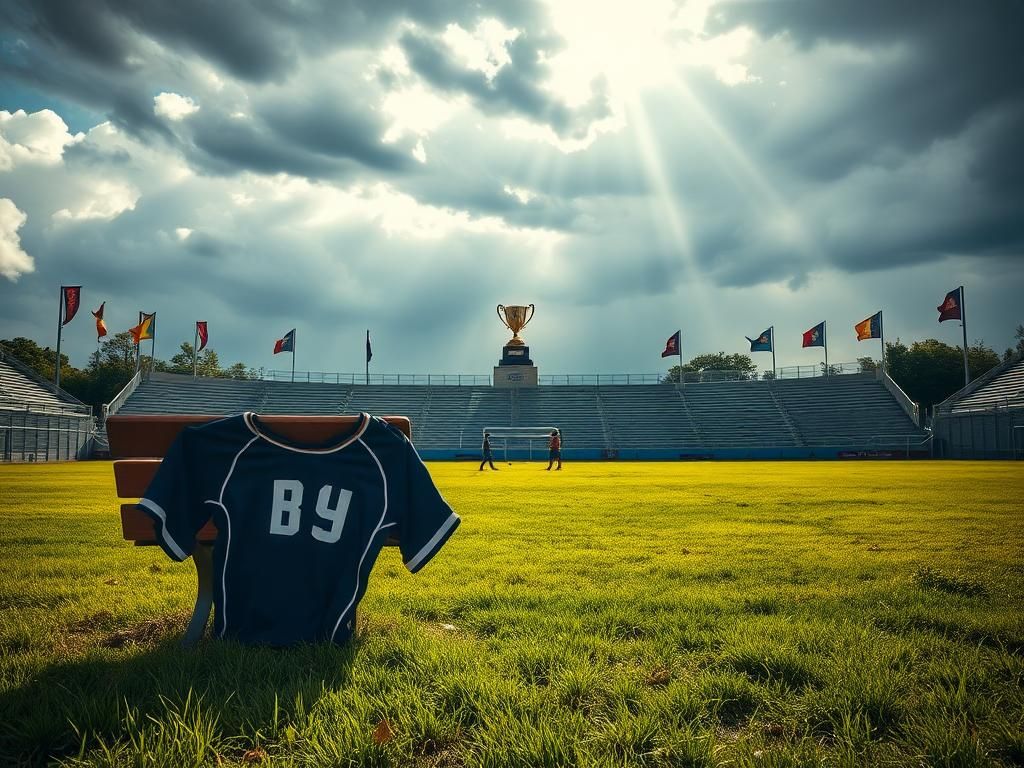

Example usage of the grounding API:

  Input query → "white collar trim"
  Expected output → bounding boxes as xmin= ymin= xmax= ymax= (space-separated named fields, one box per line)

xmin=243 ymin=412 xmax=370 ymax=454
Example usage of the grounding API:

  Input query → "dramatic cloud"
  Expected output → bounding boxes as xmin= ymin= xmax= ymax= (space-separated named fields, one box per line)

xmin=0 ymin=0 xmax=1020 ymax=372
xmin=0 ymin=198 xmax=33 ymax=280
xmin=0 ymin=109 xmax=80 ymax=168
xmin=153 ymin=92 xmax=199 ymax=121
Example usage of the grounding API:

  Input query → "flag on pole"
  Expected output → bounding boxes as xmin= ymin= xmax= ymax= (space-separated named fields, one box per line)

xmin=129 ymin=312 xmax=156 ymax=343
xmin=937 ymin=288 xmax=962 ymax=322
xmin=661 ymin=330 xmax=681 ymax=358
xmin=746 ymin=328 xmax=773 ymax=352
xmin=62 ymin=286 xmax=81 ymax=325
xmin=196 ymin=321 xmax=209 ymax=351
xmin=365 ymin=330 xmax=372 ymax=363
xmin=854 ymin=312 xmax=882 ymax=341
xmin=91 ymin=302 xmax=107 ymax=339
xmin=802 ymin=321 xmax=826 ymax=348
xmin=274 ymin=329 xmax=295 ymax=354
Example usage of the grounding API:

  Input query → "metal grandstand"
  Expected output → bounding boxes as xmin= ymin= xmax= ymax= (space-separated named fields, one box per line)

xmin=0 ymin=345 xmax=94 ymax=462
xmin=113 ymin=368 xmax=928 ymax=459
xmin=932 ymin=352 xmax=1024 ymax=458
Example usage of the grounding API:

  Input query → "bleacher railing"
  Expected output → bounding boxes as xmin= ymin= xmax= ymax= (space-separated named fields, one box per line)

xmin=260 ymin=362 xmax=872 ymax=386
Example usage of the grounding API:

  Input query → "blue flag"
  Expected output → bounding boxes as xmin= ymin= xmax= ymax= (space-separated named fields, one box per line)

xmin=746 ymin=328 xmax=773 ymax=352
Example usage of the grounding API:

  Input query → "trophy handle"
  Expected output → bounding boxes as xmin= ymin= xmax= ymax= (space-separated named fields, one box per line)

xmin=496 ymin=304 xmax=509 ymax=330
xmin=521 ymin=304 xmax=535 ymax=329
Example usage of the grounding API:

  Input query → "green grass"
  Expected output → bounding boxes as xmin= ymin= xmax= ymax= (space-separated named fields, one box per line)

xmin=1 ymin=460 xmax=1022 ymax=767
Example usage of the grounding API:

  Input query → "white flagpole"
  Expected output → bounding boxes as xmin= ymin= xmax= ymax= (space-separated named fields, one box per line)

xmin=149 ymin=314 xmax=156 ymax=381
xmin=291 ymin=330 xmax=296 ymax=383
xmin=193 ymin=323 xmax=199 ymax=379
xmin=959 ymin=286 xmax=969 ymax=387
xmin=879 ymin=311 xmax=886 ymax=375
xmin=823 ymin=321 xmax=829 ymax=377
xmin=771 ymin=325 xmax=776 ymax=378
xmin=54 ymin=287 xmax=64 ymax=390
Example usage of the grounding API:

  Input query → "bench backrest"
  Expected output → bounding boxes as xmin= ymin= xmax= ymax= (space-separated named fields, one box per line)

xmin=108 ymin=414 xmax=411 ymax=545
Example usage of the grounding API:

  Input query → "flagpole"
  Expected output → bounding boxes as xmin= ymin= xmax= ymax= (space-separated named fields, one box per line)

xmin=959 ymin=286 xmax=969 ymax=387
xmin=150 ymin=315 xmax=156 ymax=381
xmin=823 ymin=321 xmax=829 ymax=377
xmin=365 ymin=329 xmax=370 ymax=386
xmin=770 ymin=326 xmax=776 ymax=378
xmin=291 ymin=330 xmax=296 ymax=384
xmin=678 ymin=331 xmax=684 ymax=385
xmin=193 ymin=323 xmax=199 ymax=379
xmin=54 ymin=287 xmax=64 ymax=390
xmin=134 ymin=311 xmax=142 ymax=375
xmin=879 ymin=311 xmax=886 ymax=375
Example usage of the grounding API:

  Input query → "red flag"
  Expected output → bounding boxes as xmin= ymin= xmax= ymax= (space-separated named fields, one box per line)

xmin=802 ymin=321 xmax=826 ymax=348
xmin=196 ymin=321 xmax=209 ymax=351
xmin=62 ymin=286 xmax=81 ymax=326
xmin=937 ymin=288 xmax=962 ymax=322
xmin=91 ymin=302 xmax=107 ymax=339
xmin=661 ymin=330 xmax=681 ymax=358
xmin=274 ymin=329 xmax=295 ymax=354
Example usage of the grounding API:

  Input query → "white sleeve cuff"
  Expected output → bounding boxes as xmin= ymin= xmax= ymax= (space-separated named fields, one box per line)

xmin=404 ymin=512 xmax=460 ymax=573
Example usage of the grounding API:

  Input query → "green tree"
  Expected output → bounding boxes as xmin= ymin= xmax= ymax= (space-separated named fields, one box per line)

xmin=1 ymin=337 xmax=71 ymax=381
xmin=1004 ymin=324 xmax=1024 ymax=361
xmin=886 ymin=338 xmax=1001 ymax=410
xmin=663 ymin=352 xmax=758 ymax=383
xmin=161 ymin=342 xmax=223 ymax=377
xmin=857 ymin=356 xmax=878 ymax=373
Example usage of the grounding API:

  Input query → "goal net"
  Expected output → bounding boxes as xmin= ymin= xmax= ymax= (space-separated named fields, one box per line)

xmin=483 ymin=425 xmax=558 ymax=461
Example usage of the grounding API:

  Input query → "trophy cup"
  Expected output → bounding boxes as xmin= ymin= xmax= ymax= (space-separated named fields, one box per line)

xmin=494 ymin=304 xmax=538 ymax=386
xmin=496 ymin=304 xmax=535 ymax=347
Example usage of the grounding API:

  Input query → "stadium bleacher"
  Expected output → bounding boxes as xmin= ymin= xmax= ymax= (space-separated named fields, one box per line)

xmin=772 ymin=374 xmax=924 ymax=446
xmin=946 ymin=357 xmax=1024 ymax=412
xmin=0 ymin=347 xmax=94 ymax=462
xmin=115 ymin=370 xmax=927 ymax=457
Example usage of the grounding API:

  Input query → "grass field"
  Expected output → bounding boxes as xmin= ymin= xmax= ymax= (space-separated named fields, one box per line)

xmin=1 ymin=460 xmax=1022 ymax=767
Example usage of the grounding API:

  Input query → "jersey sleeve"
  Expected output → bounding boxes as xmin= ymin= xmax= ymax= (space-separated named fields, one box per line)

xmin=397 ymin=439 xmax=460 ymax=573
xmin=136 ymin=428 xmax=205 ymax=562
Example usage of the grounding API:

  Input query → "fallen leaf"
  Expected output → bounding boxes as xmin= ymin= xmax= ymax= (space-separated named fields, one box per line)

xmin=373 ymin=719 xmax=394 ymax=745
xmin=242 ymin=747 xmax=268 ymax=763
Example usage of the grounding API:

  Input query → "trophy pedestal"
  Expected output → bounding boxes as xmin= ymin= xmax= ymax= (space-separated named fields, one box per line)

xmin=493 ymin=365 xmax=538 ymax=388
xmin=500 ymin=345 xmax=533 ymax=366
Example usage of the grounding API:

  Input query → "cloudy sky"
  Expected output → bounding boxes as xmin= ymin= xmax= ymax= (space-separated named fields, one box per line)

xmin=1 ymin=0 xmax=1021 ymax=377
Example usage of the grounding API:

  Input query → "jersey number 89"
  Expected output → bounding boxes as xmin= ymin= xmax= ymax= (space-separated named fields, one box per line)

xmin=269 ymin=479 xmax=352 ymax=544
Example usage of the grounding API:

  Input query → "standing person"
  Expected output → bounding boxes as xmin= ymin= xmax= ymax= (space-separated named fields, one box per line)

xmin=546 ymin=429 xmax=562 ymax=471
xmin=480 ymin=432 xmax=499 ymax=471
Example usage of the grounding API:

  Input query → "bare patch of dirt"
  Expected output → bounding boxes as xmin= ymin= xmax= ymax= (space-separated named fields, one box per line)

xmin=67 ymin=610 xmax=115 ymax=633
xmin=100 ymin=612 xmax=188 ymax=648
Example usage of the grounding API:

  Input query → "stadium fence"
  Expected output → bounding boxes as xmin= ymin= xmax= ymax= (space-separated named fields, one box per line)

xmin=262 ymin=362 xmax=872 ymax=386
xmin=0 ymin=407 xmax=94 ymax=462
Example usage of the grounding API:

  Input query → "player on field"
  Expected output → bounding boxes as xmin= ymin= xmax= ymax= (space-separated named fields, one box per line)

xmin=479 ymin=432 xmax=498 ymax=471
xmin=546 ymin=429 xmax=562 ymax=470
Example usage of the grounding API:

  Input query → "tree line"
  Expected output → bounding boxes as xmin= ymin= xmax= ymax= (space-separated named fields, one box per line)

xmin=1 ymin=333 xmax=258 ymax=413
xmin=3 ymin=325 xmax=1022 ymax=416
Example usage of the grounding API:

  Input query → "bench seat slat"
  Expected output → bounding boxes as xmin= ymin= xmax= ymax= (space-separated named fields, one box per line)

xmin=107 ymin=414 xmax=410 ymax=458
xmin=114 ymin=460 xmax=161 ymax=498
xmin=121 ymin=503 xmax=218 ymax=544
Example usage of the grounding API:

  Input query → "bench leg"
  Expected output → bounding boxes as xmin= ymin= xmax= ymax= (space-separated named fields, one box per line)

xmin=182 ymin=544 xmax=214 ymax=646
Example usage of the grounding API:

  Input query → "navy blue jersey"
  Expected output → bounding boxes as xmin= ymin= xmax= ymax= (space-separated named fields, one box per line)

xmin=137 ymin=412 xmax=459 ymax=646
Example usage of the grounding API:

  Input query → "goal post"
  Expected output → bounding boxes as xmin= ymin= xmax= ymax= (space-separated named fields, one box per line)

xmin=483 ymin=425 xmax=558 ymax=461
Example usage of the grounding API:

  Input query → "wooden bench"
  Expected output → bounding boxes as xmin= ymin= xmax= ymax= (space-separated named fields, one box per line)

xmin=107 ymin=414 xmax=411 ymax=645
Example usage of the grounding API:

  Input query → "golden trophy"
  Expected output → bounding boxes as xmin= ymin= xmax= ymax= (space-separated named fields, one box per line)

xmin=494 ymin=304 xmax=537 ymax=386
xmin=496 ymin=304 xmax=535 ymax=347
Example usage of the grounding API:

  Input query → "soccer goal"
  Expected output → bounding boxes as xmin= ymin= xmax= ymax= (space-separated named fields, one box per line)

xmin=483 ymin=426 xmax=558 ymax=461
